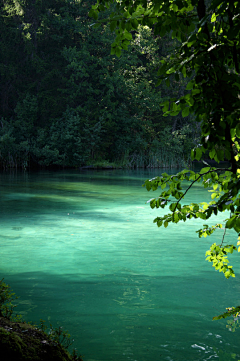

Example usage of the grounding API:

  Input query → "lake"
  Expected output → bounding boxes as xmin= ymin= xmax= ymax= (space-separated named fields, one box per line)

xmin=0 ymin=169 xmax=239 ymax=360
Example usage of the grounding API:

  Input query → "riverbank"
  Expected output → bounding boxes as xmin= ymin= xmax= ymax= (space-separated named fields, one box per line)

xmin=0 ymin=316 xmax=83 ymax=361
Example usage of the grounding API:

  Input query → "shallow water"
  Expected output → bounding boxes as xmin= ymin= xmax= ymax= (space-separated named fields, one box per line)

xmin=0 ymin=169 xmax=239 ymax=360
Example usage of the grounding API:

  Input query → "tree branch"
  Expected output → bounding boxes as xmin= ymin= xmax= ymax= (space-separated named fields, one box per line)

xmin=172 ymin=167 xmax=230 ymax=214
xmin=227 ymin=8 xmax=239 ymax=73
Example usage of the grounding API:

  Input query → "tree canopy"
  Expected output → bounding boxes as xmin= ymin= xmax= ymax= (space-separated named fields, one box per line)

xmin=89 ymin=0 xmax=240 ymax=319
xmin=0 ymin=0 xmax=197 ymax=169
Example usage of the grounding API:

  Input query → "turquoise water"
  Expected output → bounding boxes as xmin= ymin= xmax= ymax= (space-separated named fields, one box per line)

xmin=0 ymin=169 xmax=239 ymax=360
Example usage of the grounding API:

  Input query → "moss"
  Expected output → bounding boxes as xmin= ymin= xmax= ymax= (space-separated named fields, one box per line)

xmin=0 ymin=317 xmax=83 ymax=361
xmin=1 ymin=328 xmax=24 ymax=360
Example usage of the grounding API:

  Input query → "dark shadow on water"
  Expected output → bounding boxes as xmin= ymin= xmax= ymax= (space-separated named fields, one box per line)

xmin=0 ymin=169 xmax=239 ymax=361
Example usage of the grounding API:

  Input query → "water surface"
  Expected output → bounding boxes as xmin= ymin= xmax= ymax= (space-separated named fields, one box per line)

xmin=0 ymin=169 xmax=239 ymax=360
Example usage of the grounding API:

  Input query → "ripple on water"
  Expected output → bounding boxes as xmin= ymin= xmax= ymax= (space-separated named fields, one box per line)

xmin=0 ymin=169 xmax=239 ymax=361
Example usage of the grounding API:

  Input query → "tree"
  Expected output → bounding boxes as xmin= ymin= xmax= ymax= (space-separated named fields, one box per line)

xmin=2 ymin=0 xmax=192 ymax=169
xmin=89 ymin=0 xmax=240 ymax=319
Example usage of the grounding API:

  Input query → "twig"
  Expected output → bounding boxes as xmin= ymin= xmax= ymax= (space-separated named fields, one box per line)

xmin=172 ymin=167 xmax=230 ymax=214
xmin=220 ymin=212 xmax=231 ymax=247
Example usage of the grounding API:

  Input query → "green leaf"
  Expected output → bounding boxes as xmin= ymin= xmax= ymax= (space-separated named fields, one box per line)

xmin=125 ymin=21 xmax=132 ymax=31
xmin=209 ymin=149 xmax=216 ymax=159
xmin=195 ymin=147 xmax=202 ymax=161
xmin=162 ymin=101 xmax=169 ymax=112
xmin=131 ymin=19 xmax=138 ymax=29
xmin=230 ymin=127 xmax=236 ymax=138
xmin=89 ymin=9 xmax=99 ymax=20
xmin=182 ymin=107 xmax=189 ymax=117
xmin=211 ymin=13 xmax=217 ymax=22
xmin=110 ymin=21 xmax=117 ymax=31
xmin=173 ymin=213 xmax=179 ymax=222
xmin=236 ymin=123 xmax=240 ymax=138
xmin=124 ymin=31 xmax=132 ymax=40
xmin=169 ymin=203 xmax=177 ymax=212
xmin=182 ymin=66 xmax=186 ymax=78
xmin=158 ymin=63 xmax=168 ymax=76
xmin=110 ymin=46 xmax=116 ymax=55
xmin=186 ymin=81 xmax=194 ymax=90
xmin=120 ymin=21 xmax=126 ymax=30
xmin=211 ymin=193 xmax=217 ymax=199
xmin=150 ymin=199 xmax=156 ymax=209
xmin=121 ymin=40 xmax=129 ymax=50
xmin=115 ymin=47 xmax=122 ymax=57
xmin=226 ymin=217 xmax=236 ymax=229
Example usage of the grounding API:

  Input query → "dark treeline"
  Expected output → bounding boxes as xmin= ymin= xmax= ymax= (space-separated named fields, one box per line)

xmin=0 ymin=0 xmax=199 ymax=169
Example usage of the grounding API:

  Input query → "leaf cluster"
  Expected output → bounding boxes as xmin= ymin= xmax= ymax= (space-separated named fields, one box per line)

xmin=91 ymin=1 xmax=240 ymax=319
xmin=90 ymin=0 xmax=240 ymax=165
xmin=0 ymin=278 xmax=22 ymax=321
xmin=143 ymin=164 xmax=240 ymax=278
xmin=38 ymin=319 xmax=74 ymax=350
xmin=205 ymin=243 xmax=237 ymax=278
xmin=213 ymin=306 xmax=240 ymax=321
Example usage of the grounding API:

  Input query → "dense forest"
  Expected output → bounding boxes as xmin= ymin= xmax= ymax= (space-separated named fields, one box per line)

xmin=0 ymin=0 xmax=199 ymax=169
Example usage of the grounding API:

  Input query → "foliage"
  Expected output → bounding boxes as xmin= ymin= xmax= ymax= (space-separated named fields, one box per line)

xmin=0 ymin=0 xmax=196 ymax=169
xmin=90 ymin=0 xmax=240 ymax=319
xmin=213 ymin=306 xmax=240 ymax=322
xmin=0 ymin=279 xmax=22 ymax=321
xmin=144 ymin=164 xmax=240 ymax=279
xmin=0 ymin=279 xmax=82 ymax=360
xmin=38 ymin=319 xmax=74 ymax=350
xmin=226 ymin=314 xmax=240 ymax=333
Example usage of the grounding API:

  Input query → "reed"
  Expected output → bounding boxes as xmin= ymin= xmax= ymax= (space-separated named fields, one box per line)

xmin=121 ymin=149 xmax=191 ymax=169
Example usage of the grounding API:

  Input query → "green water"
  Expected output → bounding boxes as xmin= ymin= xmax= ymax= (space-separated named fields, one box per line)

xmin=0 ymin=169 xmax=239 ymax=361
